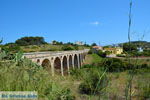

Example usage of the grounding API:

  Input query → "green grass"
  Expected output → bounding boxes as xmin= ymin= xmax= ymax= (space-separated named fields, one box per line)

xmin=21 ymin=44 xmax=90 ymax=52
xmin=0 ymin=52 xmax=149 ymax=100
xmin=84 ymin=54 xmax=102 ymax=65
xmin=119 ymin=58 xmax=150 ymax=65
xmin=0 ymin=58 xmax=75 ymax=100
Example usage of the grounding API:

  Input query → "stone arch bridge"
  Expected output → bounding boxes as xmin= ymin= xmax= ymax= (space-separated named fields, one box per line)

xmin=23 ymin=49 xmax=89 ymax=76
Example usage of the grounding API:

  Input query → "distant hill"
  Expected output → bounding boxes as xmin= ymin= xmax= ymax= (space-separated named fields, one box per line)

xmin=104 ymin=41 xmax=150 ymax=52
xmin=119 ymin=41 xmax=150 ymax=49
xmin=104 ymin=41 xmax=150 ymax=48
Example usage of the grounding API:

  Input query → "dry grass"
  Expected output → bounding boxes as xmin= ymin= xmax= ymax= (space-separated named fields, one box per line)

xmin=21 ymin=44 xmax=90 ymax=52
xmin=0 ymin=52 xmax=149 ymax=100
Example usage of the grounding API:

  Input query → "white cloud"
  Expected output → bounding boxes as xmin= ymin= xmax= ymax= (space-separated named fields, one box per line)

xmin=90 ymin=21 xmax=100 ymax=26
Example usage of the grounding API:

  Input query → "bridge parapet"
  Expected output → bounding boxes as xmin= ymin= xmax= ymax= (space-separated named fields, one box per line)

xmin=24 ymin=49 xmax=89 ymax=59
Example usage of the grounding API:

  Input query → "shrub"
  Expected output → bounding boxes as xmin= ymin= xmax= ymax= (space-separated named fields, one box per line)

xmin=2 ymin=43 xmax=22 ymax=53
xmin=141 ymin=63 xmax=149 ymax=69
xmin=74 ymin=45 xmax=79 ymax=50
xmin=56 ymin=88 xmax=75 ymax=100
xmin=91 ymin=43 xmax=97 ymax=46
xmin=62 ymin=45 xmax=74 ymax=51
xmin=0 ymin=51 xmax=7 ymax=60
xmin=70 ymin=69 xmax=83 ymax=80
xmin=140 ymin=84 xmax=150 ymax=99
xmin=123 ymin=43 xmax=137 ymax=52
xmin=116 ymin=54 xmax=126 ymax=57
xmin=97 ymin=50 xmax=106 ymax=58
xmin=15 ymin=36 xmax=47 ymax=46
xmin=103 ymin=58 xmax=126 ymax=72
xmin=82 ymin=64 xmax=96 ymax=68
xmin=79 ymin=68 xmax=108 ymax=95
xmin=0 ymin=50 xmax=15 ymax=60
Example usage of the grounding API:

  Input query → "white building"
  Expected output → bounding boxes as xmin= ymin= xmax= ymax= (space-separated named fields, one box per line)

xmin=75 ymin=41 xmax=84 ymax=45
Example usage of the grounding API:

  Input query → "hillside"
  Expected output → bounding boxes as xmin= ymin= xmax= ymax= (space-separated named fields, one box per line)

xmin=0 ymin=37 xmax=90 ymax=53
xmin=0 ymin=44 xmax=90 ymax=53
xmin=0 ymin=51 xmax=149 ymax=100
xmin=119 ymin=41 xmax=150 ymax=49
xmin=21 ymin=44 xmax=90 ymax=52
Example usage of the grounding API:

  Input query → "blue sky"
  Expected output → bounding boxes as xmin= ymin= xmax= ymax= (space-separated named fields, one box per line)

xmin=0 ymin=0 xmax=150 ymax=45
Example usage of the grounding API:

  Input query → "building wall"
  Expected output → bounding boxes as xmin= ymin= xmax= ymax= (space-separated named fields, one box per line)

xmin=104 ymin=47 xmax=123 ymax=55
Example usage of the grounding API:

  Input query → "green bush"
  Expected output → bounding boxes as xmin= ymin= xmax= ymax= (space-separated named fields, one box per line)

xmin=116 ymin=54 xmax=126 ymax=57
xmin=70 ymin=69 xmax=83 ymax=80
xmin=123 ymin=43 xmax=138 ymax=52
xmin=140 ymin=84 xmax=150 ymax=99
xmin=97 ymin=50 xmax=106 ymax=58
xmin=62 ymin=45 xmax=74 ymax=51
xmin=0 ymin=51 xmax=7 ymax=60
xmin=82 ymin=64 xmax=96 ymax=68
xmin=56 ymin=88 xmax=75 ymax=100
xmin=103 ymin=58 xmax=126 ymax=72
xmin=141 ymin=63 xmax=149 ymax=69
xmin=0 ymin=50 xmax=15 ymax=60
xmin=2 ymin=43 xmax=22 ymax=53
xmin=79 ymin=68 xmax=108 ymax=95
xmin=15 ymin=36 xmax=47 ymax=46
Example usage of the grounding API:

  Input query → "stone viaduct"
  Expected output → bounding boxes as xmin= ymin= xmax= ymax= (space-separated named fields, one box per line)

xmin=23 ymin=49 xmax=89 ymax=76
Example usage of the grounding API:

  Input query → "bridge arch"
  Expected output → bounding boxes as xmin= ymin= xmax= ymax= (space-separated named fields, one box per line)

xmin=41 ymin=59 xmax=51 ymax=72
xmin=74 ymin=54 xmax=78 ymax=68
xmin=54 ymin=57 xmax=61 ymax=74
xmin=79 ymin=54 xmax=82 ymax=67
xmin=37 ymin=59 xmax=40 ymax=64
xmin=83 ymin=54 xmax=86 ymax=59
xmin=69 ymin=55 xmax=73 ymax=69
xmin=63 ymin=56 xmax=68 ymax=74
xmin=81 ymin=54 xmax=83 ymax=62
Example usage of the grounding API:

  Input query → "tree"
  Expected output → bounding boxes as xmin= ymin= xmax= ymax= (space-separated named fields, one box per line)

xmin=51 ymin=40 xmax=63 ymax=45
xmin=91 ymin=43 xmax=97 ymax=46
xmin=0 ymin=39 xmax=2 ymax=44
xmin=66 ymin=42 xmax=74 ymax=46
xmin=0 ymin=38 xmax=3 ymax=46
xmin=84 ymin=43 xmax=90 ymax=47
xmin=123 ymin=43 xmax=137 ymax=52
xmin=97 ymin=50 xmax=107 ymax=58
xmin=15 ymin=37 xmax=47 ymax=46
xmin=0 ymin=38 xmax=2 ymax=52
xmin=62 ymin=45 xmax=74 ymax=51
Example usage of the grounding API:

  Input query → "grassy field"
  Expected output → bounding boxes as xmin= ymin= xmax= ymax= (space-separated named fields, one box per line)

xmin=0 ymin=53 xmax=149 ymax=100
xmin=83 ymin=54 xmax=102 ymax=65
xmin=62 ymin=55 xmax=150 ymax=100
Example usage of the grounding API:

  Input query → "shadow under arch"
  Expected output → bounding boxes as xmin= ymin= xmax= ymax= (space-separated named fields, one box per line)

xmin=37 ymin=59 xmax=40 ymax=64
xmin=41 ymin=59 xmax=51 ymax=72
xmin=54 ymin=57 xmax=61 ymax=74
xmin=81 ymin=54 xmax=84 ymax=62
xmin=69 ymin=55 xmax=73 ymax=69
xmin=74 ymin=54 xmax=78 ymax=68
xmin=63 ymin=56 xmax=68 ymax=74
xmin=79 ymin=54 xmax=81 ymax=67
